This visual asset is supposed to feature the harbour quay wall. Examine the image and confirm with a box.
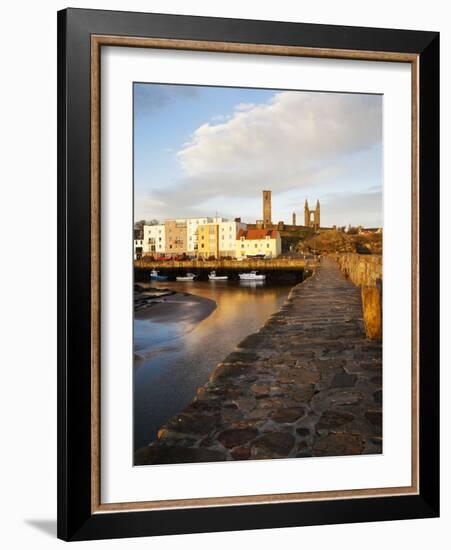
[135,258,314,271]
[335,254,382,341]
[134,258,317,282]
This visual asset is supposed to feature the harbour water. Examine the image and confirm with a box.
[134,280,294,451]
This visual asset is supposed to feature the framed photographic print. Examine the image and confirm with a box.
[57,8,439,541]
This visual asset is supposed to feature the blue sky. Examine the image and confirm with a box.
[134,83,382,227]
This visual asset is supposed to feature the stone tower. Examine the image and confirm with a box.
[292,211,296,226]
[304,199,321,230]
[263,190,272,226]
[314,199,321,229]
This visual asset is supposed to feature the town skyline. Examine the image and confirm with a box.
[134,83,383,227]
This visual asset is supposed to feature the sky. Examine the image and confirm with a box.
[134,83,382,227]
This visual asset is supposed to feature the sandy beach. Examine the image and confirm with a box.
[134,285,217,324]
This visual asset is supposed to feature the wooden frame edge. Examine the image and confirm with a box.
[91,35,101,513]
[90,34,420,515]
[91,34,418,62]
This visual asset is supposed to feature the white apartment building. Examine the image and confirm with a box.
[217,220,247,258]
[143,224,166,256]
[140,217,246,258]
[186,217,210,254]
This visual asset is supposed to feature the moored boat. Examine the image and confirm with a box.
[238,270,266,281]
[208,271,228,281]
[176,273,197,281]
[150,269,168,281]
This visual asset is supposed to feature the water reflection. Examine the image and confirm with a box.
[133,280,291,450]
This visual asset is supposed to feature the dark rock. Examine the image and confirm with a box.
[313,433,364,457]
[365,410,382,426]
[134,445,152,465]
[316,410,355,430]
[217,428,259,448]
[238,333,267,349]
[296,427,311,437]
[291,386,316,403]
[231,446,251,460]
[164,413,219,435]
[277,368,320,385]
[230,419,263,429]
[187,399,223,412]
[253,432,295,455]
[295,441,313,457]
[147,446,227,465]
[271,407,306,423]
[331,373,357,388]
[250,384,271,396]
[373,389,382,404]
[225,351,260,363]
[234,397,257,412]
[360,362,382,371]
[210,363,257,383]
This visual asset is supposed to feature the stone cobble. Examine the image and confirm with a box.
[138,257,382,465]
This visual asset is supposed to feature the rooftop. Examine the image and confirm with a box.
[236,228,278,240]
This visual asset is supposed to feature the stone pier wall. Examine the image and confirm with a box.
[135,258,382,466]
[335,254,382,340]
[335,253,382,288]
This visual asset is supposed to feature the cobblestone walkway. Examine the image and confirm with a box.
[137,257,382,465]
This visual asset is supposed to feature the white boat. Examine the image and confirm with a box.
[176,273,197,281]
[208,271,228,281]
[238,271,266,281]
[150,269,168,281]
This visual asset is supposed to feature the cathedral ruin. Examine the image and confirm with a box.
[304,199,321,230]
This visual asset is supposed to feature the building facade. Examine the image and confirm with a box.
[236,228,281,259]
[143,224,166,256]
[165,219,187,256]
[198,223,219,258]
[133,229,143,260]
[186,217,210,254]
[218,220,247,258]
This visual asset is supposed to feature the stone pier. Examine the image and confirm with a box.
[136,257,382,465]
[335,253,383,341]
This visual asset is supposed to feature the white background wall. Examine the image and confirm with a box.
[0,0,448,548]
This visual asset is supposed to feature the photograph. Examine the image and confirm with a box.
[132,83,383,466]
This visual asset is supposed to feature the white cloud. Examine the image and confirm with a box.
[177,91,381,187]
[139,91,382,223]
